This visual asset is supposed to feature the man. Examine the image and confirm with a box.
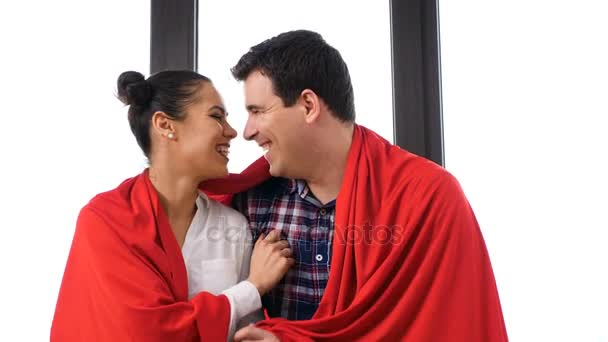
[225,30,507,341]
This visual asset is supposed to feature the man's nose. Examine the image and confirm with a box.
[243,116,258,141]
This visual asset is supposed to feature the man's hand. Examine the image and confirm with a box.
[234,324,280,342]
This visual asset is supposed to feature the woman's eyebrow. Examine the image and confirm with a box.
[208,105,226,115]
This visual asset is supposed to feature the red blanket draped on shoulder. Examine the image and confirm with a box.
[52,170,230,341]
[202,124,508,341]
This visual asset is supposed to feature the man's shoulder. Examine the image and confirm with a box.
[247,176,291,199]
[380,144,457,193]
[232,177,291,213]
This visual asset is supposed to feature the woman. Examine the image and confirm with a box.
[51,70,293,341]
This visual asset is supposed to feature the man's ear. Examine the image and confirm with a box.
[300,89,321,124]
[151,111,177,139]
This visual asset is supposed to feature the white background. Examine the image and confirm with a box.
[440,0,608,341]
[0,1,606,341]
[0,1,150,340]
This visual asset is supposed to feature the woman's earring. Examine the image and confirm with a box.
[167,133,175,139]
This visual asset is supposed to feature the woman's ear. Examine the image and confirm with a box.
[151,111,177,140]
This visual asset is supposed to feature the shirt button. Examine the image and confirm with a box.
[319,208,327,216]
[316,254,324,262]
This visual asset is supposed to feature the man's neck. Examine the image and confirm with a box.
[304,124,354,205]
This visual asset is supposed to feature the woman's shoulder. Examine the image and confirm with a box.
[202,193,248,225]
[78,172,151,234]
[86,174,142,211]
[75,172,158,244]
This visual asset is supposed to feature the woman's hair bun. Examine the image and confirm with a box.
[117,71,152,106]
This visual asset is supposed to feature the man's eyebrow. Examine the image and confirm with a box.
[246,104,263,112]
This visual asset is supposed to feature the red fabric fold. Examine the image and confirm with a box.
[200,156,271,206]
[51,170,230,341]
[202,125,508,341]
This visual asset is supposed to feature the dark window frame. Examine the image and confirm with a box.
[390,0,444,165]
[150,0,198,73]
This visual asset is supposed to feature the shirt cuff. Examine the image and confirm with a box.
[222,280,262,336]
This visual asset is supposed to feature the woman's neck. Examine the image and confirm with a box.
[148,164,201,247]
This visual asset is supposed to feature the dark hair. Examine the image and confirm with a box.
[117,70,210,158]
[231,30,355,122]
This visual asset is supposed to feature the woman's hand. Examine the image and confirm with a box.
[247,230,294,295]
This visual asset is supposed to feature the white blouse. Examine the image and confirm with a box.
[181,193,263,338]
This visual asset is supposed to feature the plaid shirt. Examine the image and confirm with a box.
[234,177,336,321]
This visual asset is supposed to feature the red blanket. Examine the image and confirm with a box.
[51,170,231,341]
[204,125,508,341]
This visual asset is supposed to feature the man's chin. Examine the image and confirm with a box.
[268,162,282,177]
[210,165,229,179]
